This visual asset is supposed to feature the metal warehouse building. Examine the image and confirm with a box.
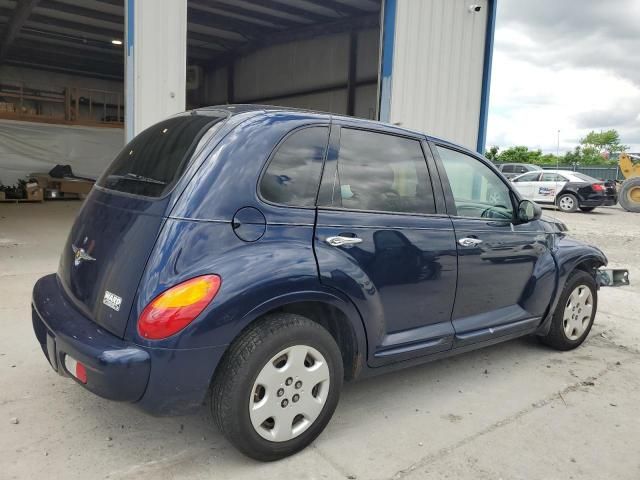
[0,0,495,185]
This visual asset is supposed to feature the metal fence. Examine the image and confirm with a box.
[540,165,622,181]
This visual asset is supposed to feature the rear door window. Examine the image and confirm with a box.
[501,165,514,173]
[541,173,568,182]
[319,128,436,214]
[98,114,226,197]
[513,172,541,182]
[259,126,329,207]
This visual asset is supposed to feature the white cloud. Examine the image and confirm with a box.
[487,1,640,153]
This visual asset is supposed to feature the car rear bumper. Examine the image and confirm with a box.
[32,274,226,415]
[580,195,618,207]
[32,274,151,402]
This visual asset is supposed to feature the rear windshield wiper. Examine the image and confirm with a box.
[108,173,167,185]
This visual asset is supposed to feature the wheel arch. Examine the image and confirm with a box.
[537,243,607,336]
[556,188,579,201]
[213,290,368,385]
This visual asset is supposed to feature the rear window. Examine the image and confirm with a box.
[98,114,226,197]
[572,172,600,183]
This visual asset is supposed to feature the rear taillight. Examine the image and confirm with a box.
[138,275,221,340]
[592,184,605,192]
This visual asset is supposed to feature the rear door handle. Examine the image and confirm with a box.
[326,236,363,247]
[458,237,483,247]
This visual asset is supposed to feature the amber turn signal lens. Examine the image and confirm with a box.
[138,274,221,340]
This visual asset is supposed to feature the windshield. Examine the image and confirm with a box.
[98,114,226,197]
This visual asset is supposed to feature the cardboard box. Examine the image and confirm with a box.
[29,174,94,196]
[25,183,44,202]
[59,179,93,195]
[33,175,52,189]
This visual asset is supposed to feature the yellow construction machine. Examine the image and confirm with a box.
[619,153,640,212]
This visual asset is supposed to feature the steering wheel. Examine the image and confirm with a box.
[480,205,509,219]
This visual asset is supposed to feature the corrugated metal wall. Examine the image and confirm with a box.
[204,28,380,119]
[389,0,488,149]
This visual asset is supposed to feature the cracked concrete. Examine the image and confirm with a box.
[1,203,638,479]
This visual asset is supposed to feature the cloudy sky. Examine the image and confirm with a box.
[486,0,640,153]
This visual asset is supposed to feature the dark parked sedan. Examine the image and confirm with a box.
[33,106,609,460]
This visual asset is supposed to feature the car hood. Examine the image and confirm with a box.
[540,215,569,234]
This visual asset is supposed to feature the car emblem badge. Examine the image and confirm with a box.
[72,244,96,266]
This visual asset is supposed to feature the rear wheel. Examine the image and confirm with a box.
[579,206,596,212]
[557,193,579,213]
[211,313,343,461]
[619,177,640,213]
[540,270,597,350]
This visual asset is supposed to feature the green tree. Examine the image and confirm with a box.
[580,129,628,156]
[538,153,560,165]
[564,145,612,165]
[494,146,561,165]
[484,145,499,161]
[496,146,537,164]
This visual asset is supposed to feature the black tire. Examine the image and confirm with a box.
[579,206,596,212]
[557,193,579,213]
[539,270,598,351]
[619,177,640,213]
[211,313,343,461]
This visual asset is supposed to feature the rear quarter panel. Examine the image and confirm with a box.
[128,218,329,349]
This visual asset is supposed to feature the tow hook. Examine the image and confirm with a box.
[596,269,630,287]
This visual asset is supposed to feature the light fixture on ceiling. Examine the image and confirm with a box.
[111,39,123,45]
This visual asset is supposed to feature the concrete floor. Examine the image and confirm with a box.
[1,202,639,480]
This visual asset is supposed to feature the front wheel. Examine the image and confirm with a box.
[539,270,597,350]
[211,313,343,461]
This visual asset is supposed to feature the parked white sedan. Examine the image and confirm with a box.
[510,169,618,213]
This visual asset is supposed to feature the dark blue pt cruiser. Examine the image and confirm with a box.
[32,105,608,460]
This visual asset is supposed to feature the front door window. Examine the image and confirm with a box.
[436,146,513,220]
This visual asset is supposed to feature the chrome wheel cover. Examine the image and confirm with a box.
[249,345,330,442]
[563,285,594,340]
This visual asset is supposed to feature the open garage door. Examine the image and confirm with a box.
[187,1,382,119]
[0,0,494,189]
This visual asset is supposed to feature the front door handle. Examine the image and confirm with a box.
[326,236,363,247]
[458,237,483,247]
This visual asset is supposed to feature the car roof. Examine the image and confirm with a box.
[193,104,483,159]
[540,169,574,175]
[512,169,585,181]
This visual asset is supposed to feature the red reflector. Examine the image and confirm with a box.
[64,354,87,384]
[75,362,87,384]
[138,274,221,340]
[592,184,604,192]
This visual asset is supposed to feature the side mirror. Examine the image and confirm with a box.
[517,199,542,223]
